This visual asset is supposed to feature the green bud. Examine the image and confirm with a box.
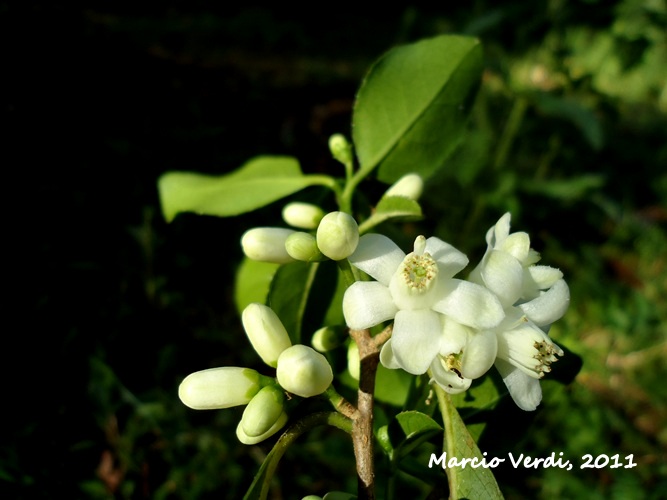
[328,134,353,166]
[311,325,347,352]
[276,345,333,398]
[383,173,424,200]
[240,385,286,438]
[241,227,296,264]
[285,232,326,262]
[316,212,359,261]
[236,410,289,445]
[323,493,357,500]
[178,367,261,410]
[242,303,292,368]
[282,202,325,229]
[347,341,360,381]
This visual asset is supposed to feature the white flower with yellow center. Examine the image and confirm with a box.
[343,234,504,376]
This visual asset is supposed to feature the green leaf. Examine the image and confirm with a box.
[267,261,319,345]
[520,174,605,202]
[390,411,443,460]
[158,156,332,222]
[449,375,502,441]
[234,258,280,315]
[359,196,423,233]
[352,35,484,183]
[437,388,504,499]
[374,363,413,406]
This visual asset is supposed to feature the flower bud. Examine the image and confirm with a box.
[282,202,325,229]
[241,227,296,264]
[236,410,289,445]
[311,325,347,352]
[323,493,357,500]
[242,303,292,368]
[316,212,359,261]
[240,385,285,438]
[285,232,326,262]
[276,345,333,397]
[383,173,424,200]
[328,134,353,166]
[178,367,261,410]
[347,341,360,381]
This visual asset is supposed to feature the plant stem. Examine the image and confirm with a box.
[350,328,379,500]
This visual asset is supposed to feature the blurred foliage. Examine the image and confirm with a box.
[9,1,666,499]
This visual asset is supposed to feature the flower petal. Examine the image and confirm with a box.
[349,234,405,286]
[432,279,505,329]
[461,329,498,379]
[495,358,542,411]
[524,265,563,294]
[518,279,569,327]
[379,340,401,369]
[500,231,530,262]
[391,309,442,375]
[480,249,524,307]
[425,237,468,277]
[490,212,512,247]
[343,281,398,329]
[430,358,472,394]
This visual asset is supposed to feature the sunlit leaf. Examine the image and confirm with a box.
[158,156,331,222]
[359,196,423,233]
[352,34,484,183]
[438,389,503,499]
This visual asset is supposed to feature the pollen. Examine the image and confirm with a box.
[400,253,438,292]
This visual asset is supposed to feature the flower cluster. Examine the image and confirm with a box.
[342,213,568,410]
[179,303,333,444]
[241,207,359,263]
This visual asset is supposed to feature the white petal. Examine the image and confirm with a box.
[500,231,530,262]
[425,237,469,277]
[432,279,505,329]
[491,213,512,247]
[391,309,442,375]
[348,234,405,286]
[518,279,569,327]
[525,265,563,290]
[379,340,401,369]
[461,329,498,379]
[480,249,524,307]
[343,281,398,329]
[430,358,472,394]
[439,316,469,355]
[495,358,542,411]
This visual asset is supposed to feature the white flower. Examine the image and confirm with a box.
[343,234,504,376]
[470,213,570,410]
[469,212,569,318]
[492,309,564,411]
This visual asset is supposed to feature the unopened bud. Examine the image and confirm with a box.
[240,385,286,438]
[347,341,360,381]
[383,173,424,200]
[276,345,333,397]
[178,367,261,410]
[242,303,292,368]
[285,232,326,262]
[311,325,347,352]
[236,410,289,445]
[241,227,296,264]
[282,202,325,230]
[316,212,359,261]
[328,134,353,166]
